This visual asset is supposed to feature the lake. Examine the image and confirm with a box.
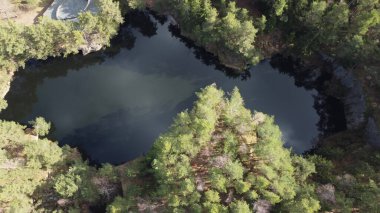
[1,12,330,164]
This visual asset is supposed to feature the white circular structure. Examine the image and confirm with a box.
[56,0,89,20]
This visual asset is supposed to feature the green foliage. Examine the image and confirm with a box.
[0,168,43,210]
[0,120,106,211]
[247,190,258,200]
[222,131,238,157]
[0,0,123,76]
[203,201,228,213]
[0,99,7,112]
[54,162,99,201]
[204,190,220,203]
[0,149,33,208]
[0,21,26,70]
[0,0,378,211]
[255,15,267,32]
[146,85,318,211]
[78,0,123,47]
[234,180,251,194]
[349,179,380,212]
[126,0,145,10]
[24,139,62,169]
[334,192,354,212]
[99,163,119,182]
[273,0,287,16]
[154,0,261,66]
[292,155,316,183]
[225,160,244,181]
[308,155,334,184]
[54,171,81,198]
[107,196,131,213]
[0,120,25,148]
[229,200,251,213]
[253,116,298,203]
[209,170,228,193]
[29,117,51,137]
[13,0,43,10]
[168,194,181,207]
[218,5,258,59]
[282,0,379,63]
[279,184,321,213]
[222,87,250,127]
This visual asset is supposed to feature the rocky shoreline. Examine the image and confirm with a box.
[294,52,379,147]
[2,9,377,149]
[320,53,366,130]
[320,53,380,147]
[0,42,103,100]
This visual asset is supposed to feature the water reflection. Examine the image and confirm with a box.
[1,12,333,164]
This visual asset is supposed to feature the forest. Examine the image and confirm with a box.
[105,85,380,212]
[0,0,123,103]
[1,85,380,212]
[0,0,379,212]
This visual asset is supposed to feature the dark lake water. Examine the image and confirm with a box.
[1,12,326,164]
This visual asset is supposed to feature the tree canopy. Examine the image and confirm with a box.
[154,0,261,67]
[0,0,124,119]
[0,119,121,212]
[111,84,320,212]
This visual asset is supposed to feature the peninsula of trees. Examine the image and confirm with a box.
[108,85,320,212]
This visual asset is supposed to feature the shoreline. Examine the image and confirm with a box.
[1,8,377,165]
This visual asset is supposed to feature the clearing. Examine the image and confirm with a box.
[0,0,52,25]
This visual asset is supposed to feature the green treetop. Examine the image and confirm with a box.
[143,84,320,212]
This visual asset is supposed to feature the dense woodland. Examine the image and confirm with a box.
[1,84,380,212]
[0,0,380,212]
[0,117,121,212]
[106,86,380,212]
[145,0,379,67]
[0,0,123,103]
[130,85,320,212]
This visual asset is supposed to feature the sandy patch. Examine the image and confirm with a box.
[0,0,52,25]
[0,0,17,19]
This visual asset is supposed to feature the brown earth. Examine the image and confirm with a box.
[0,0,52,25]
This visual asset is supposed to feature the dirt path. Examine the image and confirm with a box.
[0,0,17,19]
[0,0,52,25]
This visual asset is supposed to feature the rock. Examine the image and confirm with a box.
[225,190,234,204]
[316,184,336,204]
[342,80,366,129]
[25,128,38,141]
[211,155,230,168]
[79,43,103,55]
[57,198,71,207]
[0,72,13,99]
[195,176,205,192]
[136,197,164,212]
[320,52,366,129]
[253,200,272,213]
[238,143,249,155]
[91,177,119,201]
[366,117,380,148]
[336,173,356,186]
[242,134,256,144]
[0,157,25,169]
[308,67,322,82]
[167,15,178,26]
[252,112,266,125]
